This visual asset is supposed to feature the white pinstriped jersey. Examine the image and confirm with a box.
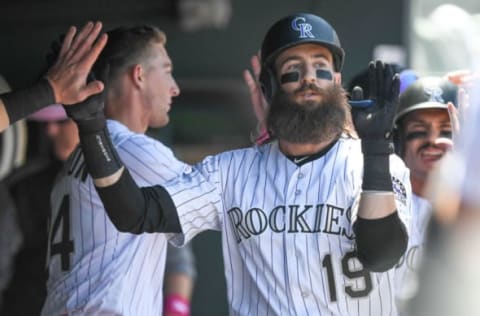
[395,194,431,307]
[167,136,412,316]
[42,120,190,316]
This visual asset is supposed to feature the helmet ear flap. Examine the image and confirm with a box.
[259,66,277,104]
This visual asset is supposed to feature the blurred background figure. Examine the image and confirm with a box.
[392,76,457,313]
[0,74,24,313]
[164,243,196,316]
[411,3,480,75]
[408,75,480,315]
[178,0,232,31]
[0,75,27,178]
[0,179,20,312]
[2,105,75,315]
[31,105,79,161]
[406,3,480,312]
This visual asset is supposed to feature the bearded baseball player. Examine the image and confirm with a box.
[41,25,195,316]
[68,13,412,315]
[392,76,457,309]
[0,22,106,133]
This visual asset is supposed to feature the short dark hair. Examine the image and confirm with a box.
[93,25,166,83]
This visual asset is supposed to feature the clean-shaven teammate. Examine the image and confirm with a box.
[0,22,106,133]
[42,25,191,315]
[69,13,412,315]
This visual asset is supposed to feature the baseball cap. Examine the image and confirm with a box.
[29,104,68,122]
[395,76,457,124]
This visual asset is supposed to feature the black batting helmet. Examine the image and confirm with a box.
[395,76,458,125]
[259,13,345,102]
[393,76,458,156]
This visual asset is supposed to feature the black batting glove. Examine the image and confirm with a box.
[65,64,109,135]
[350,61,400,191]
[350,61,400,155]
[66,92,106,133]
[65,65,123,179]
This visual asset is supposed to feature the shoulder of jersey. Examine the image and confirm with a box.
[220,142,272,157]
[107,120,170,151]
[338,136,362,159]
[389,153,409,172]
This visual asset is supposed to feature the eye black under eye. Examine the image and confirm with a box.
[316,69,332,80]
[280,72,299,84]
[405,131,428,141]
[440,131,452,139]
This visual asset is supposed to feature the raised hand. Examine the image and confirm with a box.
[350,61,400,152]
[65,64,109,123]
[447,70,480,87]
[46,21,107,105]
[447,87,470,145]
[243,54,270,144]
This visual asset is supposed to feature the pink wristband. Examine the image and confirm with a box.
[255,128,271,145]
[164,294,190,316]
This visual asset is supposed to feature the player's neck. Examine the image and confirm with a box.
[105,91,149,134]
[411,175,427,198]
[278,136,336,157]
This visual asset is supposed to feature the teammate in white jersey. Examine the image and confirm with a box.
[41,25,195,316]
[70,13,413,315]
[391,76,457,310]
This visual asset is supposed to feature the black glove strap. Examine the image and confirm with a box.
[363,154,392,191]
[361,139,393,191]
[1,78,55,124]
[65,100,104,122]
[76,113,107,133]
[77,116,124,179]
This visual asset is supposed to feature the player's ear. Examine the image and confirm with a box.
[130,64,144,89]
[334,72,342,85]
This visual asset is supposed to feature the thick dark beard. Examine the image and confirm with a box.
[266,83,349,144]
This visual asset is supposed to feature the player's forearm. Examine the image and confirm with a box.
[95,169,181,233]
[163,273,193,316]
[164,273,194,299]
[354,153,408,272]
[76,115,181,233]
[166,244,197,279]
[0,78,56,132]
[357,192,396,218]
[358,149,396,218]
[94,168,124,188]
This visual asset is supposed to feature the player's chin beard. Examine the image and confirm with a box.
[266,84,349,144]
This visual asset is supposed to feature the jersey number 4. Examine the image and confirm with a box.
[322,251,372,302]
[50,195,74,271]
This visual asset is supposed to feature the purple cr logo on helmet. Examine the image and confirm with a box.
[395,76,458,125]
[259,13,345,102]
[291,17,315,39]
